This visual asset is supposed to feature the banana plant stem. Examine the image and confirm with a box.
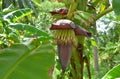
[95,8,113,21]
[67,2,77,19]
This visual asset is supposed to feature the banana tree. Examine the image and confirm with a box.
[49,0,118,79]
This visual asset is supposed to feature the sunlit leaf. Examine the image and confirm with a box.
[91,40,97,46]
[102,64,120,79]
[3,8,33,22]
[100,5,106,13]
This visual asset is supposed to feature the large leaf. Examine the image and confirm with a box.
[112,0,120,15]
[9,23,49,36]
[3,8,33,22]
[102,64,120,79]
[0,44,55,79]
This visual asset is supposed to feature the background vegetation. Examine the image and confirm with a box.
[0,0,120,79]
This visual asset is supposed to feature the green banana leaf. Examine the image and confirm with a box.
[3,8,33,22]
[102,64,120,79]
[9,23,49,36]
[112,0,120,15]
[0,44,55,79]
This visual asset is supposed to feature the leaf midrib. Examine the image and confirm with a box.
[2,45,41,79]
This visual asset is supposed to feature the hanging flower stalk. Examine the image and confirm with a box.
[50,19,91,73]
[49,0,95,78]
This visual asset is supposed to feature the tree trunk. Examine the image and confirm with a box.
[93,46,99,73]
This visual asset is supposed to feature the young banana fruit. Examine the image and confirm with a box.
[50,19,91,72]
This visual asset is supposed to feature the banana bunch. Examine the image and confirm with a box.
[53,30,78,47]
[74,11,95,27]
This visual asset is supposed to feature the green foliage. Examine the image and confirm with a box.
[0,1,56,79]
[0,43,55,79]
[3,8,33,22]
[9,23,49,36]
[2,0,37,16]
[34,1,65,12]
[102,64,120,79]
[0,0,120,79]
[112,0,120,15]
[95,12,120,78]
[33,1,65,32]
[35,12,53,32]
[91,39,97,46]
[0,9,34,47]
